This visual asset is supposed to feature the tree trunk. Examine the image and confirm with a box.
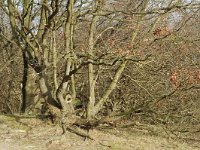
[21,51,28,113]
[92,61,127,118]
[52,30,58,95]
[86,2,101,119]
[39,74,60,109]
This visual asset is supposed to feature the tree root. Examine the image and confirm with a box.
[66,125,111,148]
[66,125,94,140]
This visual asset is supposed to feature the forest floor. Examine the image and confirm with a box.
[0,114,200,150]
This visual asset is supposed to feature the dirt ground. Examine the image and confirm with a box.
[0,115,200,150]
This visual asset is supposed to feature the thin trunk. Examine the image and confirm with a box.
[37,0,46,39]
[70,22,76,100]
[92,61,127,117]
[63,0,74,90]
[71,62,76,100]
[21,51,28,113]
[21,0,32,113]
[52,30,58,93]
[87,62,96,119]
[86,1,101,119]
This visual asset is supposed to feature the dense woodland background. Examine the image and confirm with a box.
[0,0,199,134]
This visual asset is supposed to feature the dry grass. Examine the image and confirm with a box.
[0,115,199,150]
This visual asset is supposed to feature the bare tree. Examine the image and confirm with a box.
[0,0,199,136]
